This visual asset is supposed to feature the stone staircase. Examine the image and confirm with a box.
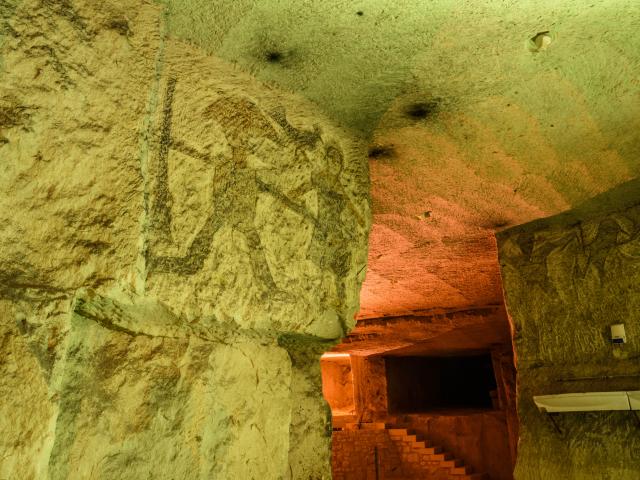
[342,422,488,480]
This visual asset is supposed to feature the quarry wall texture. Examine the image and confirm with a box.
[0,1,369,479]
[498,180,640,480]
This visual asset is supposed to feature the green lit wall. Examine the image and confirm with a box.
[498,179,640,479]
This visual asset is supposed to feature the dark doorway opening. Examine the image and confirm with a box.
[386,353,497,413]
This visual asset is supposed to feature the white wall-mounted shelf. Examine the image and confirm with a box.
[627,391,640,410]
[533,391,638,413]
[533,391,640,433]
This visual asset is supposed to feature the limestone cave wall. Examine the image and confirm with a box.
[0,1,369,479]
[498,179,640,479]
[320,356,355,415]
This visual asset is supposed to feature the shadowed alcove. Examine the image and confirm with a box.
[386,354,498,413]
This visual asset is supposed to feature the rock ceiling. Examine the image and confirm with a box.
[164,0,640,319]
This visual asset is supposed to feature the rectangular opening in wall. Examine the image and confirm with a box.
[320,354,356,416]
[385,354,497,413]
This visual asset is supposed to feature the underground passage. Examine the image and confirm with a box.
[322,308,518,480]
[385,354,498,413]
[2,1,640,479]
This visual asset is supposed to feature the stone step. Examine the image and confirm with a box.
[385,424,482,480]
[462,474,488,480]
[419,446,443,455]
[442,458,464,468]
[451,465,474,475]
[412,441,431,449]
[431,452,453,462]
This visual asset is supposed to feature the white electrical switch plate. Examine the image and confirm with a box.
[611,324,626,344]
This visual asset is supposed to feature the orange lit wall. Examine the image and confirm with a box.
[321,355,355,415]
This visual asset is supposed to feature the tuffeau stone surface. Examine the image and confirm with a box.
[0,1,369,478]
[498,179,640,480]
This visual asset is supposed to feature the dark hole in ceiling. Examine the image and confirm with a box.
[406,101,438,120]
[265,51,283,63]
[368,145,395,159]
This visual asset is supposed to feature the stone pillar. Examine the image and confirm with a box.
[351,356,388,422]
[0,1,369,478]
[498,180,640,480]
[321,355,356,415]
[490,345,518,470]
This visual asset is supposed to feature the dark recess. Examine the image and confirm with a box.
[406,101,437,120]
[386,354,497,413]
[368,145,394,159]
[265,51,283,63]
[107,18,131,36]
